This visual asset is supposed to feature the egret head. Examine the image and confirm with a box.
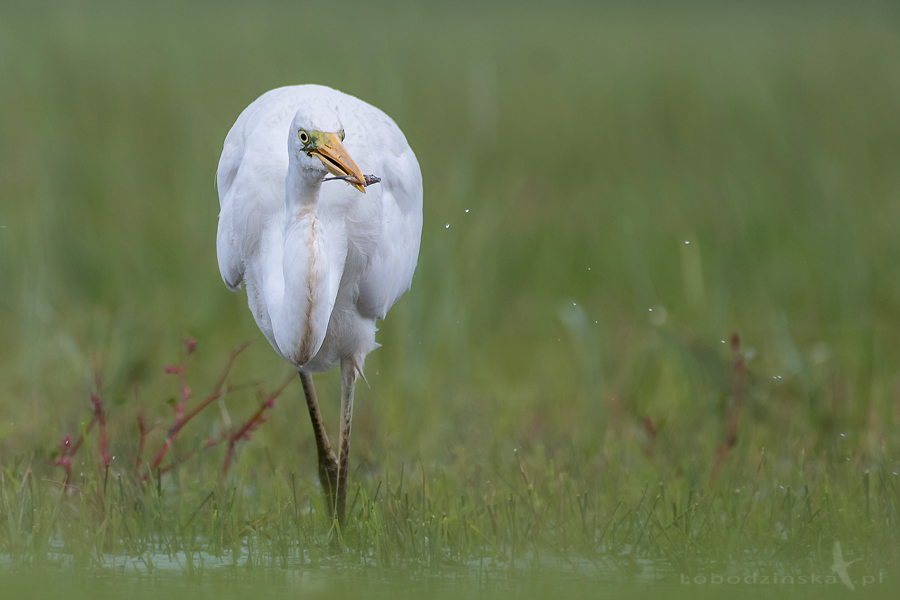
[289,109,366,193]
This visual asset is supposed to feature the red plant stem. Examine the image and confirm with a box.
[52,338,279,487]
[221,373,294,475]
[51,417,97,488]
[221,447,235,477]
[149,340,252,472]
[91,393,111,466]
[174,367,188,422]
[180,341,253,425]
[710,333,747,485]
[134,413,148,478]
[91,369,110,467]
[172,338,197,421]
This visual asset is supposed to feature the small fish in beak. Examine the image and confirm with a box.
[324,173,382,187]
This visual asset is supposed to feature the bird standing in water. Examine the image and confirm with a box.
[215,85,423,526]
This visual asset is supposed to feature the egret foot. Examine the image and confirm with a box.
[318,448,339,518]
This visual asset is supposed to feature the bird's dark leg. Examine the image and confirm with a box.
[299,372,339,519]
[335,360,358,529]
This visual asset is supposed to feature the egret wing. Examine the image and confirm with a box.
[215,89,297,290]
[357,145,423,320]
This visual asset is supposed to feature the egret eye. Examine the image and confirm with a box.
[298,130,310,145]
[339,129,345,142]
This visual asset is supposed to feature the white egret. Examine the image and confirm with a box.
[215,85,423,526]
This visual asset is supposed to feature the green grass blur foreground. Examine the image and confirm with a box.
[1,0,900,592]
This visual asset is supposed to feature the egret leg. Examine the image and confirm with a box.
[335,359,357,529]
[299,372,339,518]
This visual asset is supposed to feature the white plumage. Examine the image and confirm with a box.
[215,84,422,523]
[216,84,422,372]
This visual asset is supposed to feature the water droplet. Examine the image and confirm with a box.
[444,223,450,229]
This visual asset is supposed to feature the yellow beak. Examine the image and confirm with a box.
[312,132,366,194]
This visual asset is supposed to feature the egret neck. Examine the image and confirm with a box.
[272,156,348,368]
[285,152,326,209]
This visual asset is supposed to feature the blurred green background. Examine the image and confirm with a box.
[1,0,899,541]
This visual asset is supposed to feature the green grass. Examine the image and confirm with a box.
[1,0,899,594]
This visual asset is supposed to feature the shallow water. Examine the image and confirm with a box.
[3,568,897,600]
[3,550,897,600]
